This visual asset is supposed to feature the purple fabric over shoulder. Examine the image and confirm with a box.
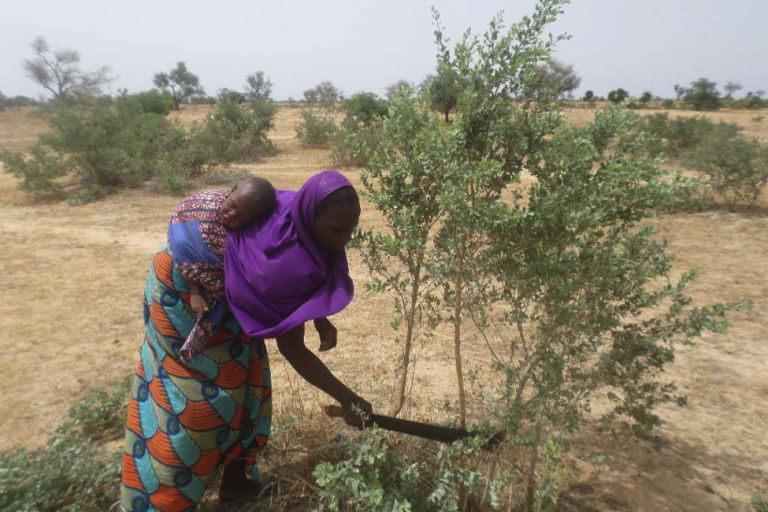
[224,170,355,339]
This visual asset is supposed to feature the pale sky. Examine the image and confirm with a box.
[2,0,766,101]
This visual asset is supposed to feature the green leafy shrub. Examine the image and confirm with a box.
[731,95,768,110]
[190,93,277,163]
[342,92,388,127]
[628,112,768,208]
[751,494,768,512]
[0,145,69,197]
[67,377,132,441]
[1,95,200,200]
[485,106,738,445]
[632,113,741,158]
[295,108,337,147]
[314,427,502,511]
[330,92,388,167]
[331,122,380,168]
[117,90,173,115]
[686,131,768,208]
[661,99,675,109]
[0,379,129,512]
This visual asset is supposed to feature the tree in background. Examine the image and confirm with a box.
[424,70,459,122]
[331,92,390,166]
[673,84,686,100]
[526,59,581,100]
[582,90,595,102]
[724,81,742,100]
[191,90,277,163]
[639,91,653,106]
[245,71,272,101]
[2,95,40,108]
[23,37,112,104]
[734,90,768,109]
[608,88,629,104]
[303,81,342,106]
[296,82,342,147]
[683,78,721,111]
[342,92,388,127]
[153,62,204,110]
[216,89,246,104]
[385,79,415,100]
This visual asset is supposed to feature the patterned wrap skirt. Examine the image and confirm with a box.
[120,248,272,512]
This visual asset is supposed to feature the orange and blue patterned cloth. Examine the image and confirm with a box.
[120,248,271,512]
[167,189,230,360]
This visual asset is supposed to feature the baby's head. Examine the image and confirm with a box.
[219,177,276,229]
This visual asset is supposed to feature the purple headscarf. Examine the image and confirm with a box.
[224,170,355,339]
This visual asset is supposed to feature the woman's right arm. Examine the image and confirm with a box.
[275,323,372,427]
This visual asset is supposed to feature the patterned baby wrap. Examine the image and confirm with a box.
[167,189,229,360]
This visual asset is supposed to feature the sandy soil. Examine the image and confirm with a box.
[0,105,766,511]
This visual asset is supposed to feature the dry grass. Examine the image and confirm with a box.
[0,104,766,511]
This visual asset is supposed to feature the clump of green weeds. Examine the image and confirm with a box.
[750,494,768,512]
[313,427,505,512]
[0,378,129,512]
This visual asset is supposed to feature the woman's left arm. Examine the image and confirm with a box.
[276,323,371,427]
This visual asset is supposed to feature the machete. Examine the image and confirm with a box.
[324,405,504,452]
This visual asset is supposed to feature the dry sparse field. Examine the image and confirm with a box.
[0,105,766,511]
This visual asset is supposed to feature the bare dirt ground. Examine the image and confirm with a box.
[0,105,766,511]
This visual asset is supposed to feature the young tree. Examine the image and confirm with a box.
[430,3,569,429]
[683,78,721,111]
[23,37,111,103]
[358,2,566,424]
[483,105,736,510]
[245,71,272,101]
[344,3,738,510]
[357,95,453,414]
[153,62,204,110]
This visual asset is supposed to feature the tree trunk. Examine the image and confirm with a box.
[391,257,423,416]
[524,422,544,512]
[454,237,467,429]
